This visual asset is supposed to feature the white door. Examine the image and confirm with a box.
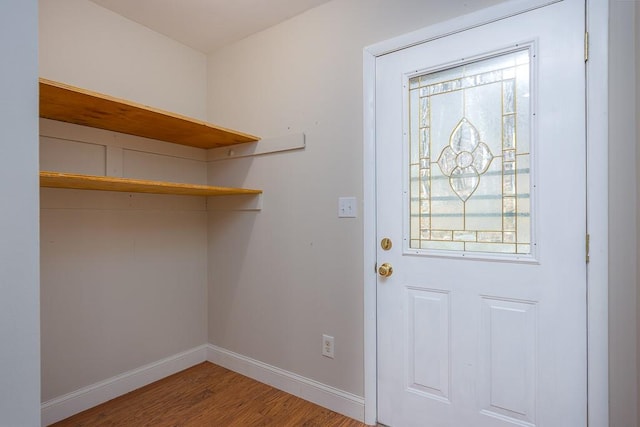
[375,1,586,426]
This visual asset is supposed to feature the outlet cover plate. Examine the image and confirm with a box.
[322,334,334,358]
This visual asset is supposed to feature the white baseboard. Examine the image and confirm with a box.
[41,343,366,425]
[40,345,208,426]
[206,344,365,422]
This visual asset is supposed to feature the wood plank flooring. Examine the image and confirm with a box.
[51,362,368,426]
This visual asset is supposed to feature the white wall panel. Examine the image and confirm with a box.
[123,149,207,184]
[608,1,639,425]
[0,0,40,424]
[636,1,640,422]
[40,137,106,175]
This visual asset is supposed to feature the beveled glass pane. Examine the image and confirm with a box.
[437,146,457,176]
[420,128,430,159]
[454,230,477,241]
[431,230,454,241]
[477,231,503,243]
[516,155,531,244]
[503,80,515,114]
[476,70,502,85]
[503,197,516,215]
[411,220,420,240]
[420,97,430,127]
[420,214,430,230]
[516,64,530,154]
[420,199,430,215]
[410,90,420,165]
[504,149,516,162]
[465,242,517,253]
[410,164,420,240]
[420,168,430,199]
[421,241,465,251]
[503,172,516,196]
[504,215,516,232]
[420,67,464,88]
[462,76,476,88]
[450,166,479,201]
[408,49,532,255]
[503,197,517,232]
[473,143,494,174]
[503,115,516,149]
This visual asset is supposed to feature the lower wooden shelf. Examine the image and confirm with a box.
[40,171,262,197]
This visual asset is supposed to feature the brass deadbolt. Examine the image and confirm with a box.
[381,238,392,251]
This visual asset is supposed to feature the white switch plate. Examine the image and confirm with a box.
[338,197,357,218]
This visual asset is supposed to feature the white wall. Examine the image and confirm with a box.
[0,0,41,425]
[39,0,210,404]
[636,1,640,424]
[609,1,638,426]
[39,123,210,402]
[39,0,207,120]
[206,0,505,396]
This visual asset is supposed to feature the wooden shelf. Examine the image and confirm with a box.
[39,78,260,149]
[40,171,262,197]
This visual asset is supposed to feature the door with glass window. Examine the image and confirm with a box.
[375,1,587,425]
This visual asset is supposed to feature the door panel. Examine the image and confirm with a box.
[478,297,537,424]
[375,1,586,426]
[406,288,450,401]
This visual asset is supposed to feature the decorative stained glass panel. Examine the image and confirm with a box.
[408,49,531,254]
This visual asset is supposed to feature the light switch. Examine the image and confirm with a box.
[338,197,357,218]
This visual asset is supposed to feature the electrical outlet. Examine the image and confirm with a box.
[322,334,334,359]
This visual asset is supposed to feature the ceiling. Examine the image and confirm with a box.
[89,0,333,53]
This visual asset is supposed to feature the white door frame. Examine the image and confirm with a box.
[362,0,609,425]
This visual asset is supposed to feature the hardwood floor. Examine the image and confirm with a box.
[51,362,368,426]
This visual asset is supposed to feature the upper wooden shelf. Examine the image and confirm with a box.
[40,171,262,197]
[39,78,260,149]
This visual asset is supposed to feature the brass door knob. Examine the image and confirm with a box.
[378,263,393,277]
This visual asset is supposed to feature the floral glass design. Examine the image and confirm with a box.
[408,49,531,255]
[437,118,494,201]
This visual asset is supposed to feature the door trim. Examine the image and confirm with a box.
[362,0,608,424]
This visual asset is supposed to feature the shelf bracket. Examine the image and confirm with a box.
[207,133,305,161]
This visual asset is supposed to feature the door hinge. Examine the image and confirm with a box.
[584,31,589,62]
[585,233,590,263]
